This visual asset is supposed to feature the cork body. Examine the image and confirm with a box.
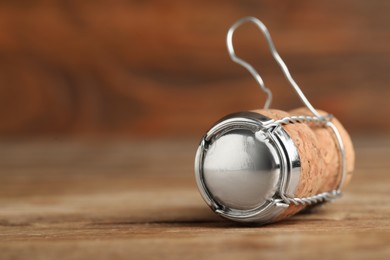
[254,108,355,218]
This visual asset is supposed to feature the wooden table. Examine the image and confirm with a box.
[0,138,389,259]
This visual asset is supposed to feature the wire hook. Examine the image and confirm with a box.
[226,16,321,117]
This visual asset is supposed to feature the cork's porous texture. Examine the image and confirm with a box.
[253,108,355,219]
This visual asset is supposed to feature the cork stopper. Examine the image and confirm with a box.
[195,107,355,223]
[254,107,355,218]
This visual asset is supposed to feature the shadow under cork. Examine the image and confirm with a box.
[89,204,319,229]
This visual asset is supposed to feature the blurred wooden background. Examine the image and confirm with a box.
[0,0,389,138]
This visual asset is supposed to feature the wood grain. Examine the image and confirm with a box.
[0,138,389,259]
[0,1,389,137]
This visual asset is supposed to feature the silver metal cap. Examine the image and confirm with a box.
[195,112,301,223]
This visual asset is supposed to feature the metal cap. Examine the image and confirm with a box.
[195,112,301,223]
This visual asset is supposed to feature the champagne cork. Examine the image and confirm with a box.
[195,107,355,224]
[254,108,355,219]
[196,15,356,224]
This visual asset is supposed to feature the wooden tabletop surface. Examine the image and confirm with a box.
[0,138,389,259]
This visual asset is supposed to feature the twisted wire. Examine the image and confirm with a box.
[275,115,332,126]
[282,191,341,206]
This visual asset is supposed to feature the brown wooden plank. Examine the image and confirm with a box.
[0,138,389,259]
